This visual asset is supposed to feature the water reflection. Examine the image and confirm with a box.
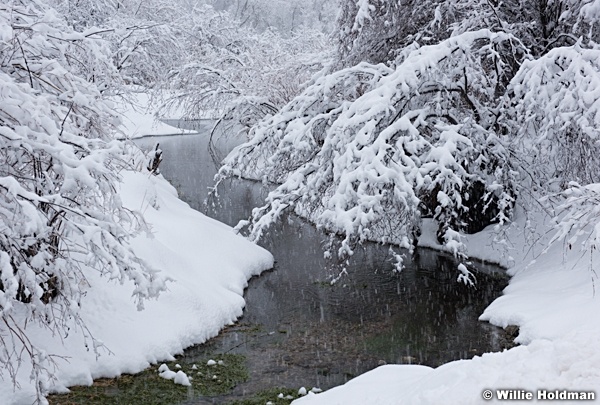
[135,129,508,403]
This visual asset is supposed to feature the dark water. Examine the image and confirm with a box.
[135,126,508,403]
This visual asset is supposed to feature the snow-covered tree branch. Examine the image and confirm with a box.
[215,0,600,283]
[1,0,167,399]
[158,3,329,134]
[217,30,521,276]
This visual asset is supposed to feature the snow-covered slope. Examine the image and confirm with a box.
[0,156,273,405]
[0,87,274,403]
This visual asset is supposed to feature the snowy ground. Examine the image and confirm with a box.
[0,97,274,404]
[294,208,600,404]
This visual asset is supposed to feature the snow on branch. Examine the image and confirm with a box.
[158,5,328,128]
[217,30,520,272]
[1,1,167,399]
[580,0,600,20]
[548,182,600,288]
[508,45,600,188]
[550,183,600,252]
[352,0,376,32]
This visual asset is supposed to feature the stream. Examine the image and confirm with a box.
[135,122,509,403]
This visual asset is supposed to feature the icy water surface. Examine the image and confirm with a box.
[135,126,508,403]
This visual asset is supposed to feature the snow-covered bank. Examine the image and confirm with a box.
[113,92,193,138]
[294,211,600,404]
[0,169,273,404]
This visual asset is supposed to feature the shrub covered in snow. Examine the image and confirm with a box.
[216,0,600,278]
[0,0,167,399]
[217,30,520,265]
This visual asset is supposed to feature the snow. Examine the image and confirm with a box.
[0,141,273,403]
[174,371,192,386]
[293,208,600,404]
[113,92,193,139]
[218,30,517,265]
[157,364,192,386]
[158,367,177,381]
[352,0,376,32]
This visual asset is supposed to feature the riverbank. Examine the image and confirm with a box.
[130,132,512,404]
[113,92,194,139]
[0,112,273,404]
[294,207,600,404]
